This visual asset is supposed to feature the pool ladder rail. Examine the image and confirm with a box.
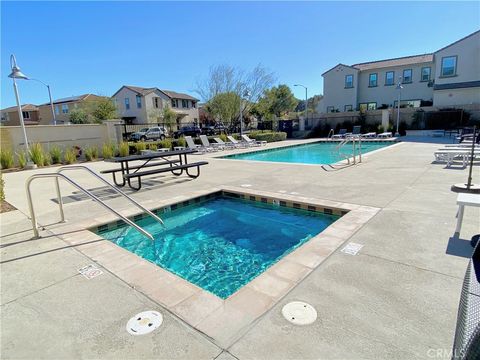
[335,136,362,165]
[25,165,165,240]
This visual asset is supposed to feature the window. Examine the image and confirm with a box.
[326,106,334,113]
[367,102,377,111]
[62,104,69,114]
[192,102,196,108]
[136,95,142,109]
[385,71,395,86]
[368,73,377,87]
[125,97,130,110]
[421,67,431,82]
[22,111,30,119]
[441,56,457,77]
[171,99,178,108]
[344,105,353,112]
[153,97,159,109]
[394,99,421,108]
[55,106,60,115]
[345,75,353,88]
[182,99,188,108]
[403,69,412,83]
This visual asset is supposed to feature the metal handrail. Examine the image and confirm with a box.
[26,173,154,240]
[327,129,334,140]
[56,165,165,228]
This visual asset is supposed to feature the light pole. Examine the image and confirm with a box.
[8,54,36,169]
[239,89,250,135]
[29,78,56,125]
[294,84,308,120]
[395,77,404,137]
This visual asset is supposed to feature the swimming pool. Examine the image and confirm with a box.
[96,193,339,298]
[222,141,394,165]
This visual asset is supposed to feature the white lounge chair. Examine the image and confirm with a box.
[227,136,248,148]
[332,128,348,139]
[434,148,480,167]
[214,137,235,149]
[199,135,220,151]
[241,134,266,147]
[185,136,204,153]
[378,132,393,138]
[361,132,377,138]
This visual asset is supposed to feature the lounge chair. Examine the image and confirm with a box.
[361,132,377,138]
[241,134,266,147]
[214,137,235,149]
[332,129,348,139]
[227,135,248,148]
[200,135,221,151]
[185,136,204,153]
[434,148,480,167]
[378,132,393,139]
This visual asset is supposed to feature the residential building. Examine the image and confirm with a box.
[319,30,480,113]
[0,104,40,126]
[37,94,107,124]
[112,85,199,129]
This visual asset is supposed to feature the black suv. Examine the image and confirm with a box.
[173,125,201,138]
[202,124,227,136]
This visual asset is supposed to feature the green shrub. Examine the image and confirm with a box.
[29,143,45,166]
[63,148,77,164]
[160,138,172,150]
[49,145,62,164]
[176,137,186,148]
[134,142,147,154]
[377,124,385,133]
[85,146,98,161]
[102,143,114,159]
[17,151,27,169]
[0,173,4,201]
[248,131,287,142]
[219,134,228,142]
[44,153,52,166]
[0,149,14,169]
[119,142,130,157]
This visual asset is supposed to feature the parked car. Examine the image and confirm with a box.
[173,125,202,138]
[202,124,227,136]
[130,127,168,142]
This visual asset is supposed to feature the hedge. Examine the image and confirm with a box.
[248,131,287,142]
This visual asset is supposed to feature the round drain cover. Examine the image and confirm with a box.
[126,310,163,335]
[282,301,317,325]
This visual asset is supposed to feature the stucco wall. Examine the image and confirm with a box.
[321,65,358,112]
[434,88,480,107]
[113,87,149,123]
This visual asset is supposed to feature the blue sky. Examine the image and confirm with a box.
[1,1,479,108]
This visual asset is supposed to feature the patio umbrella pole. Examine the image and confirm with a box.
[466,126,476,190]
[451,125,480,194]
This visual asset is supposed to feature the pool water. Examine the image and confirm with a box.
[97,196,338,298]
[222,141,393,165]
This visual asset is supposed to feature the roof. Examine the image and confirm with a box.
[1,104,39,112]
[435,30,480,53]
[160,90,198,101]
[351,54,434,71]
[321,63,359,76]
[112,85,198,101]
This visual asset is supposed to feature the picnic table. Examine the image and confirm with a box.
[102,149,208,190]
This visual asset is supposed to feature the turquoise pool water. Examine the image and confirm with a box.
[97,195,338,298]
[222,141,394,165]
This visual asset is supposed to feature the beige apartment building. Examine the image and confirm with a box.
[319,30,480,113]
[0,104,40,126]
[112,85,199,129]
[37,94,107,125]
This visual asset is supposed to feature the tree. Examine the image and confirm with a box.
[255,85,298,119]
[91,98,118,122]
[206,92,241,128]
[69,108,90,124]
[162,106,177,132]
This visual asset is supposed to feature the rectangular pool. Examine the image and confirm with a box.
[222,141,394,165]
[95,192,339,298]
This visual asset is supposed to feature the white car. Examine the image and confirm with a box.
[130,127,168,142]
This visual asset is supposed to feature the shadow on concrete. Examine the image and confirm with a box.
[446,235,474,258]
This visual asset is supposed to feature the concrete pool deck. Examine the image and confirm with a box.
[1,138,479,359]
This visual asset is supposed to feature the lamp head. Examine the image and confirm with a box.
[8,55,29,80]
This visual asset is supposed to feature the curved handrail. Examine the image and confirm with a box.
[26,173,154,240]
[327,129,334,140]
[56,165,165,228]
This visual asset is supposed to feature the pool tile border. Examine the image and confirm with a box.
[50,186,379,348]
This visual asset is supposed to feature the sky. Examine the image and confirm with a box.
[1,1,479,108]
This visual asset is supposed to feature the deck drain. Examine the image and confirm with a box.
[282,301,317,325]
[126,311,163,335]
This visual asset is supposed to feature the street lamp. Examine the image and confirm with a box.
[294,84,308,120]
[395,77,404,137]
[28,78,56,125]
[8,54,36,169]
[239,89,250,136]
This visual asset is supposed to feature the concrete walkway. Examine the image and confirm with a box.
[1,139,479,359]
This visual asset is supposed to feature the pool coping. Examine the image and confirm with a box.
[211,138,400,168]
[49,186,380,348]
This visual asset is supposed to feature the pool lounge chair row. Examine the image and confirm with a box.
[434,144,480,167]
[186,135,266,153]
[331,126,392,139]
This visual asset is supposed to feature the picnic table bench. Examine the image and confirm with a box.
[102,149,208,190]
